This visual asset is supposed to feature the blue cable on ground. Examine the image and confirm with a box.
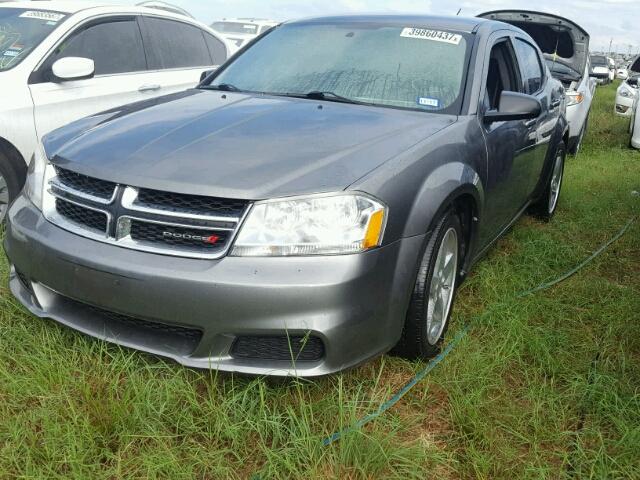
[252,216,636,478]
[320,216,637,447]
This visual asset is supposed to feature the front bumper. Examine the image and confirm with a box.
[615,94,635,117]
[5,194,422,376]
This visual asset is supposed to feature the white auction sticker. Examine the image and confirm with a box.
[417,97,440,108]
[400,28,462,45]
[19,11,65,22]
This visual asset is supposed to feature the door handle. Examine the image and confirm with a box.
[139,84,161,93]
[524,119,538,128]
[551,99,561,108]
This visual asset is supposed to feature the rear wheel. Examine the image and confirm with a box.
[393,210,462,359]
[531,142,566,221]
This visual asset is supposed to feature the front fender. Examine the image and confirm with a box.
[403,162,484,239]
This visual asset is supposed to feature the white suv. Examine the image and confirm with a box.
[210,18,278,52]
[0,1,230,219]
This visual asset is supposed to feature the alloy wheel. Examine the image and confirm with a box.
[548,152,564,214]
[426,227,458,345]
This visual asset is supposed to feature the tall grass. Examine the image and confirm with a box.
[0,82,638,479]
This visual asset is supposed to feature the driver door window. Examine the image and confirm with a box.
[485,40,520,110]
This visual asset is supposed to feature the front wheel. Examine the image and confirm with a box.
[530,142,566,221]
[392,210,462,360]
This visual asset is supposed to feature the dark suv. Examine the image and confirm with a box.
[6,15,568,376]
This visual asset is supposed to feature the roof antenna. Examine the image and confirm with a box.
[456,8,462,16]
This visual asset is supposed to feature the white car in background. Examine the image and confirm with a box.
[0,1,230,220]
[607,57,616,82]
[616,67,629,80]
[615,56,640,117]
[210,18,278,52]
[591,55,612,84]
[630,94,640,148]
[478,10,595,154]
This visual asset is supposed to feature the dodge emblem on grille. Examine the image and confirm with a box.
[163,232,220,244]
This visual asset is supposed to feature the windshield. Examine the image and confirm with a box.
[0,8,67,71]
[590,55,607,66]
[211,22,258,35]
[205,22,471,114]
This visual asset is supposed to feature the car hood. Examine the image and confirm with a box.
[44,89,454,200]
[478,10,589,77]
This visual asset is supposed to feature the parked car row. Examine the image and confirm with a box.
[4,6,617,377]
[478,10,594,154]
[209,18,278,52]
[0,1,231,220]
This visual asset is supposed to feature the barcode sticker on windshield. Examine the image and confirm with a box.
[19,11,65,22]
[400,28,462,45]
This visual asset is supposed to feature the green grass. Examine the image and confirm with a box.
[1,82,639,479]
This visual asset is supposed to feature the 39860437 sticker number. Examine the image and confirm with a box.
[400,28,462,45]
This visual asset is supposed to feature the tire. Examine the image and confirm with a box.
[392,210,463,360]
[0,151,23,222]
[530,142,566,221]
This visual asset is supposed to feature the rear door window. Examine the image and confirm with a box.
[142,17,212,69]
[514,39,543,94]
[46,17,146,76]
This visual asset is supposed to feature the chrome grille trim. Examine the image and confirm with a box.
[49,179,118,205]
[45,189,112,239]
[42,164,252,260]
[53,166,118,204]
[122,187,243,223]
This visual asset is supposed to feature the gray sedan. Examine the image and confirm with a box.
[6,15,568,376]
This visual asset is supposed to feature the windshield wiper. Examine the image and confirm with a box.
[201,83,242,92]
[272,90,372,106]
[302,91,363,104]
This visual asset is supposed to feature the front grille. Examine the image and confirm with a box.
[137,188,247,218]
[130,221,229,252]
[55,166,116,201]
[231,335,325,362]
[45,165,248,259]
[56,198,108,232]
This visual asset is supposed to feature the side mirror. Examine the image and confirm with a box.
[200,69,216,83]
[51,57,95,82]
[484,91,541,123]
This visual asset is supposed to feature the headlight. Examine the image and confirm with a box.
[231,193,387,256]
[23,142,49,211]
[619,88,634,98]
[566,92,584,107]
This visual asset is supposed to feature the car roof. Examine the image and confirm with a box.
[213,18,278,25]
[286,14,489,34]
[0,1,109,14]
[0,1,196,19]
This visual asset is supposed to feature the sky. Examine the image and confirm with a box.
[120,0,639,54]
